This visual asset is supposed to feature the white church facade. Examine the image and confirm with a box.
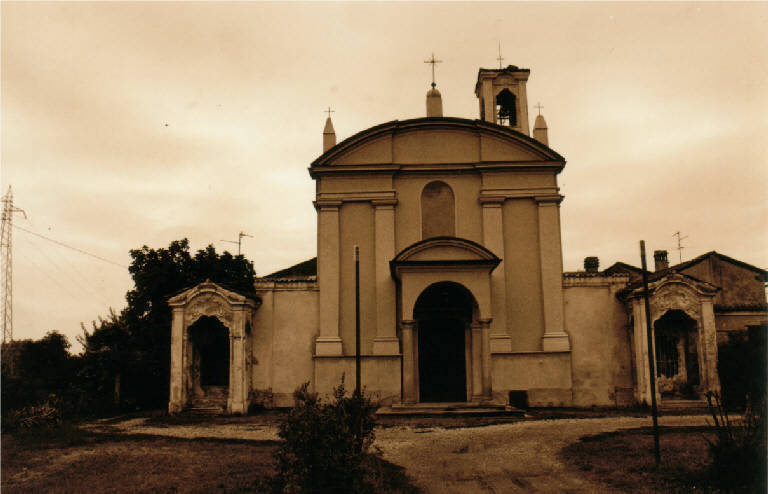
[166,65,767,414]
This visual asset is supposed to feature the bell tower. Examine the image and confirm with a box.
[475,65,531,136]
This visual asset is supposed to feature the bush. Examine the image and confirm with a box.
[3,395,63,432]
[267,380,377,494]
[705,392,767,492]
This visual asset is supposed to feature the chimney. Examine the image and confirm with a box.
[584,256,599,273]
[654,250,669,271]
[323,116,336,152]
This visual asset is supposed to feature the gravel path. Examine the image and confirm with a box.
[85,414,710,493]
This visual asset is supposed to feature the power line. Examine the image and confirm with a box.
[13,224,128,269]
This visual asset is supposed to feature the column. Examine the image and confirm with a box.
[316,201,343,355]
[373,200,399,354]
[480,318,492,399]
[401,320,417,404]
[228,310,247,414]
[168,307,185,413]
[481,198,511,353]
[471,322,483,402]
[537,197,570,351]
[699,299,721,395]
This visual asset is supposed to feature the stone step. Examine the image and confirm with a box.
[377,403,523,417]
[660,399,709,410]
[186,406,225,416]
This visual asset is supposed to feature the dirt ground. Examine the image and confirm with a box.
[84,413,710,493]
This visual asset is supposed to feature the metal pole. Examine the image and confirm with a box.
[640,240,661,465]
[354,245,361,397]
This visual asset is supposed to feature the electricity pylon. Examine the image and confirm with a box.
[1,186,27,343]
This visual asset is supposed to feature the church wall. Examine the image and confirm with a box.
[393,174,483,251]
[480,170,556,190]
[563,276,634,406]
[491,353,572,406]
[393,130,480,164]
[317,174,394,194]
[338,202,377,355]
[252,284,319,407]
[502,199,544,351]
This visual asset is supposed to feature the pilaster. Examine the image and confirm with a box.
[699,299,721,395]
[373,200,399,355]
[480,318,492,399]
[481,198,511,353]
[316,200,343,355]
[227,310,247,414]
[536,196,570,351]
[471,322,483,401]
[168,307,185,413]
[401,320,417,404]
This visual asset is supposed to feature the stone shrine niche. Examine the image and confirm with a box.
[185,293,234,329]
[650,282,701,323]
[421,181,455,239]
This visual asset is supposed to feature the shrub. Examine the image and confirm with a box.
[3,395,63,432]
[267,379,377,494]
[705,392,767,492]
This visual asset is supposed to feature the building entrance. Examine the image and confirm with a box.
[414,282,475,403]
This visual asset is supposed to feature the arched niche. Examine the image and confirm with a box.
[421,181,455,239]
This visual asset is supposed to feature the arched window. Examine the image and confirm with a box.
[421,181,455,238]
[495,89,517,126]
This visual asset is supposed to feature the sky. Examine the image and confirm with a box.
[2,2,767,350]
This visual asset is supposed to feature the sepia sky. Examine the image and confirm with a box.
[2,2,767,350]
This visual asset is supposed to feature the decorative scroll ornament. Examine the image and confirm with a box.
[185,293,233,328]
[650,283,700,321]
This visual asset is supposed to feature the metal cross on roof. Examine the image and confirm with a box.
[535,102,544,115]
[497,42,504,69]
[325,107,334,118]
[424,53,443,88]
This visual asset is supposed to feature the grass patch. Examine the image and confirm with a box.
[560,425,756,493]
[1,425,417,493]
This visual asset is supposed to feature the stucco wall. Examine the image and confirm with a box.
[393,174,484,251]
[502,199,544,351]
[339,202,377,355]
[563,275,634,406]
[491,352,573,406]
[680,256,767,308]
[252,283,319,406]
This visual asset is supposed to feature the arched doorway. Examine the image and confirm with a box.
[187,316,230,406]
[414,282,476,402]
[654,309,699,398]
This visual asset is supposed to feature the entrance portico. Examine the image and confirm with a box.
[391,237,500,404]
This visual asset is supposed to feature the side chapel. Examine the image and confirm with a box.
[166,64,767,414]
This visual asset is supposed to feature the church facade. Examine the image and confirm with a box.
[166,66,767,414]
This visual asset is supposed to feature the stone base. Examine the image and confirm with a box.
[373,337,400,355]
[489,334,512,353]
[542,331,571,351]
[315,336,343,356]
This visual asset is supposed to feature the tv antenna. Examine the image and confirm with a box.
[672,231,688,264]
[221,231,253,256]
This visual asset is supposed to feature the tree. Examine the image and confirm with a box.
[116,239,255,409]
[1,331,76,416]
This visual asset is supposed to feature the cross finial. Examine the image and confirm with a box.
[324,106,335,118]
[497,42,504,69]
[424,52,443,88]
[535,102,544,115]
